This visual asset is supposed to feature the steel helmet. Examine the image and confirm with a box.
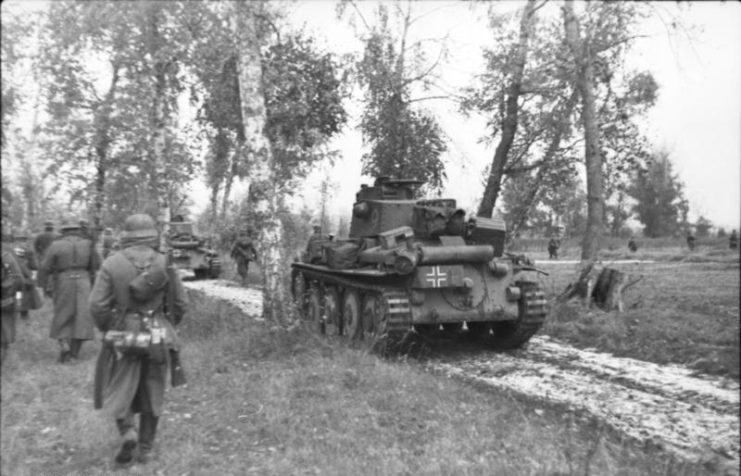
[121,214,158,239]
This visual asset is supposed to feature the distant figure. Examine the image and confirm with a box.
[79,219,91,240]
[230,232,258,285]
[102,228,116,259]
[628,237,638,253]
[730,230,738,250]
[686,232,696,251]
[38,219,100,362]
[11,231,42,319]
[33,220,60,261]
[547,237,560,260]
[305,225,329,263]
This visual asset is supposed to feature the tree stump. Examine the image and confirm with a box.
[558,262,640,312]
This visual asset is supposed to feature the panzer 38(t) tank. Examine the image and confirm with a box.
[166,221,221,280]
[291,177,547,348]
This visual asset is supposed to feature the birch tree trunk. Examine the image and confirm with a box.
[232,3,289,326]
[90,62,120,247]
[477,0,536,218]
[563,0,604,261]
[147,3,171,251]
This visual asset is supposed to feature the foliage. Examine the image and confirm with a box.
[36,1,199,228]
[627,150,688,238]
[190,6,348,212]
[352,2,448,191]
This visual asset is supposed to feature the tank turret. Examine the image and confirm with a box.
[291,177,547,351]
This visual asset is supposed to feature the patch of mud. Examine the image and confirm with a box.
[183,279,263,318]
[430,336,740,471]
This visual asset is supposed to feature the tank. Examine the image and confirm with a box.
[166,222,221,279]
[290,177,548,349]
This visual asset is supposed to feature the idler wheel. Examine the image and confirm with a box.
[342,290,362,340]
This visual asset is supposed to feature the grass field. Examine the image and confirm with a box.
[533,244,740,379]
[1,243,736,475]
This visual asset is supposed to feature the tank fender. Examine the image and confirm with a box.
[418,245,494,265]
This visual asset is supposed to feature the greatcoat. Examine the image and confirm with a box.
[2,243,24,346]
[39,232,99,341]
[33,230,60,261]
[12,240,42,312]
[89,244,187,417]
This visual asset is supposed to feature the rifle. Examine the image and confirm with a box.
[164,249,187,387]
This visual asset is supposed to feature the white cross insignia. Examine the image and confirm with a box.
[425,266,447,287]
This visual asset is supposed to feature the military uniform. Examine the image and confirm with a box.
[12,233,42,318]
[547,238,560,260]
[2,241,24,365]
[90,214,187,465]
[230,234,257,285]
[33,221,60,261]
[730,230,738,250]
[38,221,100,361]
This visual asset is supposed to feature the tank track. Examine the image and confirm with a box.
[496,282,548,349]
[293,268,413,342]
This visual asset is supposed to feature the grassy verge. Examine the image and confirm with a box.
[538,259,740,379]
[2,290,711,475]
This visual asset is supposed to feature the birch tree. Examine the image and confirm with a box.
[230,2,289,325]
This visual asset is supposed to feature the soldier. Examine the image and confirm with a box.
[730,230,738,250]
[90,213,187,465]
[628,237,638,253]
[230,230,258,285]
[686,231,696,251]
[33,220,60,261]
[11,230,42,319]
[2,225,25,366]
[38,219,100,362]
[102,227,116,258]
[547,237,560,260]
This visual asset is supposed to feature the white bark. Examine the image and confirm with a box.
[231,3,289,326]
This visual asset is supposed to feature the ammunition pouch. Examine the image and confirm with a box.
[128,264,169,302]
[103,312,168,363]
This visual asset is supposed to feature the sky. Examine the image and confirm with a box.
[3,0,739,231]
[278,0,741,231]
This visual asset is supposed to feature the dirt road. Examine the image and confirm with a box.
[184,279,740,472]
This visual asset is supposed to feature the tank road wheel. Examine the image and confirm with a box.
[307,287,325,334]
[490,283,548,349]
[291,271,308,319]
[343,290,362,341]
[362,293,387,342]
[324,287,342,336]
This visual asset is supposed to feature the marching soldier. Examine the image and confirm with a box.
[686,231,696,251]
[547,237,560,260]
[38,219,100,362]
[230,230,258,285]
[33,220,60,261]
[11,230,42,319]
[90,213,187,465]
[2,225,24,366]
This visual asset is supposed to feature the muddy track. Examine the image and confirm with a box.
[183,279,740,472]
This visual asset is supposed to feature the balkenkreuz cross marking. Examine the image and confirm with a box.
[425,266,447,287]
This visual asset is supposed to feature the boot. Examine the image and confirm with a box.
[137,412,159,464]
[115,420,138,465]
[58,339,71,363]
[69,339,83,359]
